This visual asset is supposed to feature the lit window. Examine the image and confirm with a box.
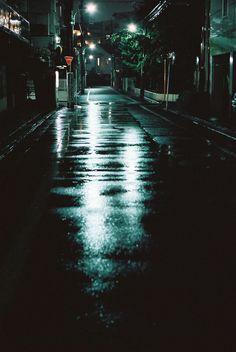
[97,57,100,66]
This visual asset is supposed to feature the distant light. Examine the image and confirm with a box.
[89,43,96,49]
[55,71,59,88]
[86,3,97,14]
[97,57,100,66]
[89,55,94,60]
[55,35,61,44]
[128,23,137,33]
[168,51,176,63]
[73,29,81,36]
[108,57,111,61]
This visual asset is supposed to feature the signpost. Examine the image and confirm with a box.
[165,52,176,111]
[65,56,74,109]
[64,56,74,66]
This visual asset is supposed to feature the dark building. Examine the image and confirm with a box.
[0,0,30,112]
[0,0,63,113]
[208,0,236,121]
[145,0,206,95]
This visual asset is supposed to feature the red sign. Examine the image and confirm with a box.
[64,56,73,65]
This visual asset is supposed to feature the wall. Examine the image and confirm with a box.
[209,0,236,119]
[28,0,60,51]
[0,1,31,113]
[0,64,7,112]
[134,88,179,103]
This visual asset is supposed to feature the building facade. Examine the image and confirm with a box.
[0,0,31,112]
[208,0,236,120]
[145,1,205,97]
[0,0,62,113]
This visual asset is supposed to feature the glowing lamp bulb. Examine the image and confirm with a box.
[86,3,97,14]
[128,23,137,33]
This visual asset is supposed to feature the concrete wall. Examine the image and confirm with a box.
[29,0,61,51]
[122,77,179,102]
[134,88,179,102]
[57,78,67,105]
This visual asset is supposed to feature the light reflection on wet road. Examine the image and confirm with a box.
[1,88,236,351]
[52,100,154,310]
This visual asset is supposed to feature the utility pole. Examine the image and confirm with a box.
[165,52,176,111]
[203,0,210,94]
[63,0,75,109]
[79,0,86,94]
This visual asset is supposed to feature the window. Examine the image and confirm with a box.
[222,0,228,16]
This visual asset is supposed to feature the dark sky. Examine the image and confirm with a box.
[89,0,135,21]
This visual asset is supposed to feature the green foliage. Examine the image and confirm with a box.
[111,29,163,76]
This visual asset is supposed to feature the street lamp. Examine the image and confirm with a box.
[127,23,137,33]
[71,2,97,95]
[89,42,96,49]
[72,3,96,24]
[165,51,176,110]
[86,3,97,14]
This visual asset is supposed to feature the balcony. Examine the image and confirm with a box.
[0,0,30,42]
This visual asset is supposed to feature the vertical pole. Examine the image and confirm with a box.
[165,59,171,110]
[79,0,85,94]
[140,60,144,100]
[163,58,167,102]
[204,0,210,94]
[140,51,145,101]
[63,0,74,109]
[67,63,74,109]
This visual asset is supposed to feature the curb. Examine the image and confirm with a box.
[124,90,236,144]
[168,108,236,143]
[0,110,56,162]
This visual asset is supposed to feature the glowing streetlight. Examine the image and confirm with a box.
[127,23,137,33]
[86,3,97,14]
[89,55,94,60]
[89,43,96,49]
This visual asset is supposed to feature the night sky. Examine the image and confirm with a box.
[90,0,135,21]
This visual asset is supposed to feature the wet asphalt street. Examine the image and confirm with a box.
[0,87,235,351]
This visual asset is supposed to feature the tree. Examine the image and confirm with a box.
[111,28,164,98]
